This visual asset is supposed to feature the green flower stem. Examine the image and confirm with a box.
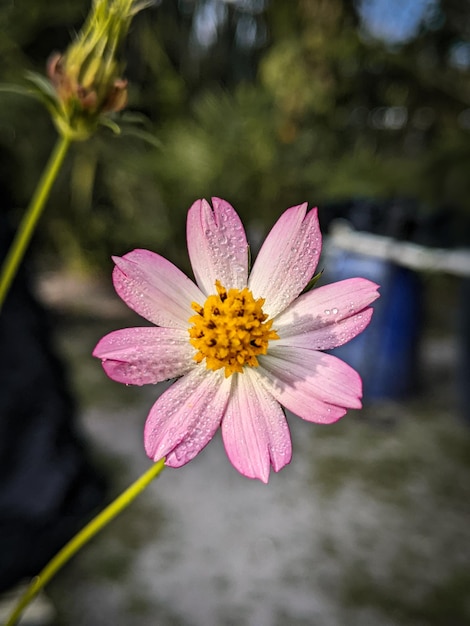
[0,134,71,311]
[5,458,166,626]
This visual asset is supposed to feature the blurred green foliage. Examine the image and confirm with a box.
[1,0,470,272]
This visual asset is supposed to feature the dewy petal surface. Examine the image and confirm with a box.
[248,204,322,318]
[274,278,380,350]
[93,327,195,385]
[221,368,292,483]
[113,249,204,328]
[258,346,362,424]
[144,367,232,467]
[187,198,249,295]
[277,309,374,351]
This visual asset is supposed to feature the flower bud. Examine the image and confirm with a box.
[44,0,151,140]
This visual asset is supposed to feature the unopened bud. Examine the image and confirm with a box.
[43,0,151,140]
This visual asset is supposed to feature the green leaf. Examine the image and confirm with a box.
[0,83,39,98]
[115,111,162,147]
[99,116,122,135]
[0,79,59,118]
[118,125,162,147]
[302,269,324,294]
[25,71,58,101]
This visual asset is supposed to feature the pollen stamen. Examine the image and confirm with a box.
[188,280,279,377]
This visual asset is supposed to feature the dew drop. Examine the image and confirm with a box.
[332,308,339,315]
[324,309,331,315]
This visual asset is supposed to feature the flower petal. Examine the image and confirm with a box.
[144,367,231,467]
[187,198,249,295]
[112,249,204,328]
[93,327,195,385]
[258,347,363,424]
[277,309,374,350]
[221,368,292,483]
[248,204,322,318]
[274,278,380,350]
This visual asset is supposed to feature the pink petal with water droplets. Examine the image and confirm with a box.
[274,278,380,350]
[248,204,322,318]
[144,367,231,467]
[112,249,204,329]
[277,308,374,350]
[93,327,195,385]
[221,368,292,483]
[258,347,362,424]
[187,198,249,295]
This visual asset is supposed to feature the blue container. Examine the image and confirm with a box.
[325,248,423,401]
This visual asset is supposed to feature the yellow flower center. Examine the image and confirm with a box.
[189,280,279,378]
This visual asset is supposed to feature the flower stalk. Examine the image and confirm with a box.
[4,458,166,626]
[0,134,71,310]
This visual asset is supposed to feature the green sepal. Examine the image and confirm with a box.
[24,71,59,102]
[0,83,36,97]
[0,73,63,124]
[302,269,324,294]
[99,116,122,135]
[116,112,162,147]
[0,77,58,113]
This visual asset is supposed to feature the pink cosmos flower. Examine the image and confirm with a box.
[93,199,379,482]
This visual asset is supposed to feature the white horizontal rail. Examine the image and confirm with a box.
[327,221,470,277]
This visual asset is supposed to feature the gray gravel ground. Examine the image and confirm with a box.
[40,280,470,626]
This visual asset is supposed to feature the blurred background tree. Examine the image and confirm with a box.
[1,0,469,272]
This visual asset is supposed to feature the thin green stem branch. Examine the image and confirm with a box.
[0,134,71,311]
[5,459,166,626]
